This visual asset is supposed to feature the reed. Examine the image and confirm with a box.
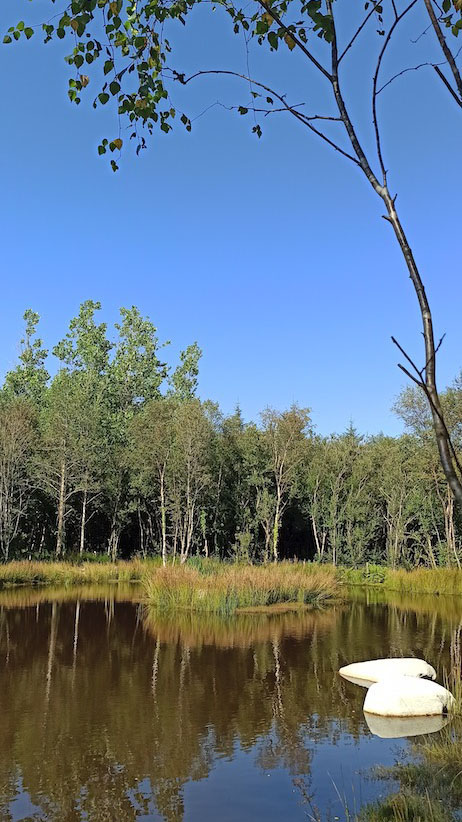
[143,561,339,614]
[0,559,148,588]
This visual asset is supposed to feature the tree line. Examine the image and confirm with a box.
[0,301,461,566]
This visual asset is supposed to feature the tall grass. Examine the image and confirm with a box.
[143,561,339,615]
[0,559,148,588]
[340,564,462,596]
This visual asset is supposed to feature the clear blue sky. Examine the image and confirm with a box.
[0,0,460,436]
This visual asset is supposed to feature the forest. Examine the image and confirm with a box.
[1,300,461,568]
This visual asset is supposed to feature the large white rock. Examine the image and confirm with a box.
[364,711,450,738]
[363,675,455,717]
[339,657,436,687]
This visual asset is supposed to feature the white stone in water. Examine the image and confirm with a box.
[364,711,451,739]
[338,658,436,687]
[363,675,455,717]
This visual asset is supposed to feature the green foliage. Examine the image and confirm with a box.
[1,303,462,567]
[0,0,374,163]
[4,310,49,404]
[4,0,460,169]
[169,342,202,400]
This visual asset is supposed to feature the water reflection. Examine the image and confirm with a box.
[0,586,460,821]
[363,712,451,739]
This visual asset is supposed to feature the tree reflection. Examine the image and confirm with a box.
[0,592,458,821]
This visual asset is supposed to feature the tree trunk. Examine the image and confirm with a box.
[56,458,66,558]
[160,469,167,567]
[137,500,145,558]
[80,477,88,556]
[272,486,282,562]
[383,193,462,509]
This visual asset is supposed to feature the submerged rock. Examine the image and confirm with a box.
[338,657,436,687]
[363,675,455,717]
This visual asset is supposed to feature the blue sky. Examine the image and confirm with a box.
[0,0,460,436]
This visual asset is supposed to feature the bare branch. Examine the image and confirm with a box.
[372,0,419,182]
[178,69,361,165]
[433,64,462,107]
[338,0,387,64]
[377,60,446,94]
[424,0,462,104]
[326,0,384,192]
[392,336,462,480]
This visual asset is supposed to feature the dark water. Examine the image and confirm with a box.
[0,584,460,821]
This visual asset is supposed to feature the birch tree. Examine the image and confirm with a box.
[261,405,310,561]
[0,396,36,560]
[4,0,462,504]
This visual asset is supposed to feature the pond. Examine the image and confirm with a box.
[0,584,460,821]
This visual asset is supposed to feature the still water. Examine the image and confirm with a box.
[0,585,460,821]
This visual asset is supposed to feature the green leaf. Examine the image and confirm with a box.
[103,60,113,75]
[24,28,34,39]
[3,35,12,44]
[109,80,120,95]
[238,106,248,115]
[98,92,110,104]
[268,31,278,49]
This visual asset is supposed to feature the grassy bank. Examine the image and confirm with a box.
[0,559,149,588]
[143,562,339,615]
[340,564,462,596]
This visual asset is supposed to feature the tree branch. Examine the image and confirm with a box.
[338,0,387,64]
[372,0,419,183]
[392,336,462,480]
[177,69,361,164]
[424,0,462,105]
[377,60,445,94]
[433,64,462,107]
[256,0,332,81]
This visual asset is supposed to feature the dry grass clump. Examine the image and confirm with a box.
[143,562,339,615]
[0,560,147,588]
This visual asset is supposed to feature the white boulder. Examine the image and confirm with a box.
[339,657,436,687]
[363,675,455,717]
[364,711,450,738]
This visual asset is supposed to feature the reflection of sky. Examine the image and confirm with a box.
[9,777,43,822]
[180,730,407,822]
[4,731,410,822]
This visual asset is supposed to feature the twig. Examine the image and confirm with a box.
[392,336,462,480]
[177,69,361,164]
[338,0,386,63]
[372,0,419,182]
[424,0,462,105]
[377,60,446,94]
